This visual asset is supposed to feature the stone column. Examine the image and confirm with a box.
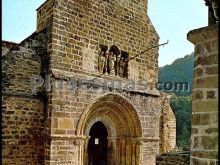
[115,138,121,165]
[84,136,90,165]
[135,139,141,165]
[130,138,137,165]
[130,138,142,165]
[125,138,131,164]
[187,24,218,164]
[107,137,116,165]
[120,138,126,165]
[131,141,136,165]
[75,137,86,165]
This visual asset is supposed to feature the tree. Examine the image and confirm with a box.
[170,94,192,150]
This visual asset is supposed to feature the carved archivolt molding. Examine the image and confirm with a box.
[76,93,142,138]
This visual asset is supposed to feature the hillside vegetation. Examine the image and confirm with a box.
[158,53,194,150]
[158,53,193,96]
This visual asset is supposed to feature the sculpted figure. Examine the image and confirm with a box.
[115,54,121,76]
[123,57,129,78]
[118,56,124,77]
[98,49,106,73]
[103,51,108,74]
[108,51,116,75]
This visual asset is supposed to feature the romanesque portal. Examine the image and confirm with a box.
[77,94,142,165]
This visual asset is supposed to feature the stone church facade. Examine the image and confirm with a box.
[2,0,176,164]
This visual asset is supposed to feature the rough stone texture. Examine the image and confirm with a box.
[2,41,18,56]
[36,0,54,32]
[187,23,218,164]
[37,0,159,88]
[156,151,190,165]
[2,44,46,164]
[159,93,176,153]
[2,96,45,165]
[2,46,41,94]
[2,0,176,164]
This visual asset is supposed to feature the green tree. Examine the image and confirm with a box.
[170,94,192,150]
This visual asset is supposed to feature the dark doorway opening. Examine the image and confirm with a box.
[88,121,108,165]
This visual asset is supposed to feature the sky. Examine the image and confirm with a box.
[2,0,208,67]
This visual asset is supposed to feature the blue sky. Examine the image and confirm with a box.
[148,0,208,66]
[2,0,208,67]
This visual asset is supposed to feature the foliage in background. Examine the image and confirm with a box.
[158,53,194,96]
[170,94,192,150]
[158,53,193,150]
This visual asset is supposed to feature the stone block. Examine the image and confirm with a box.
[190,157,208,165]
[206,91,216,99]
[201,136,218,150]
[192,100,218,112]
[58,118,74,129]
[192,113,210,125]
[193,76,218,88]
[205,66,218,75]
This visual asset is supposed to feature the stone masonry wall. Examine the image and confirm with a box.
[2,41,18,56]
[2,45,46,164]
[2,46,41,94]
[37,0,159,89]
[187,24,218,164]
[156,151,190,165]
[36,0,54,32]
[2,96,45,165]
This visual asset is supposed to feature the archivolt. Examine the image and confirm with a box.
[76,93,142,137]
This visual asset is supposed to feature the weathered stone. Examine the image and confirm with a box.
[58,118,74,129]
[2,0,177,165]
[192,100,218,112]
[188,21,218,164]
[206,90,216,99]
[194,68,204,77]
[191,150,218,160]
[193,90,204,100]
[204,128,218,134]
[201,136,218,150]
[192,113,210,125]
[193,76,218,88]
[156,152,190,165]
[205,66,218,75]
[190,157,208,165]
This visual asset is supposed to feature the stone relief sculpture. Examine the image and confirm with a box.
[115,54,121,76]
[104,50,108,74]
[98,45,129,78]
[118,56,124,77]
[121,51,129,78]
[123,57,129,78]
[98,48,106,73]
[108,51,116,75]
[98,45,108,74]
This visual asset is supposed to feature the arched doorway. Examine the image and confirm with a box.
[88,121,108,165]
[77,93,142,165]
